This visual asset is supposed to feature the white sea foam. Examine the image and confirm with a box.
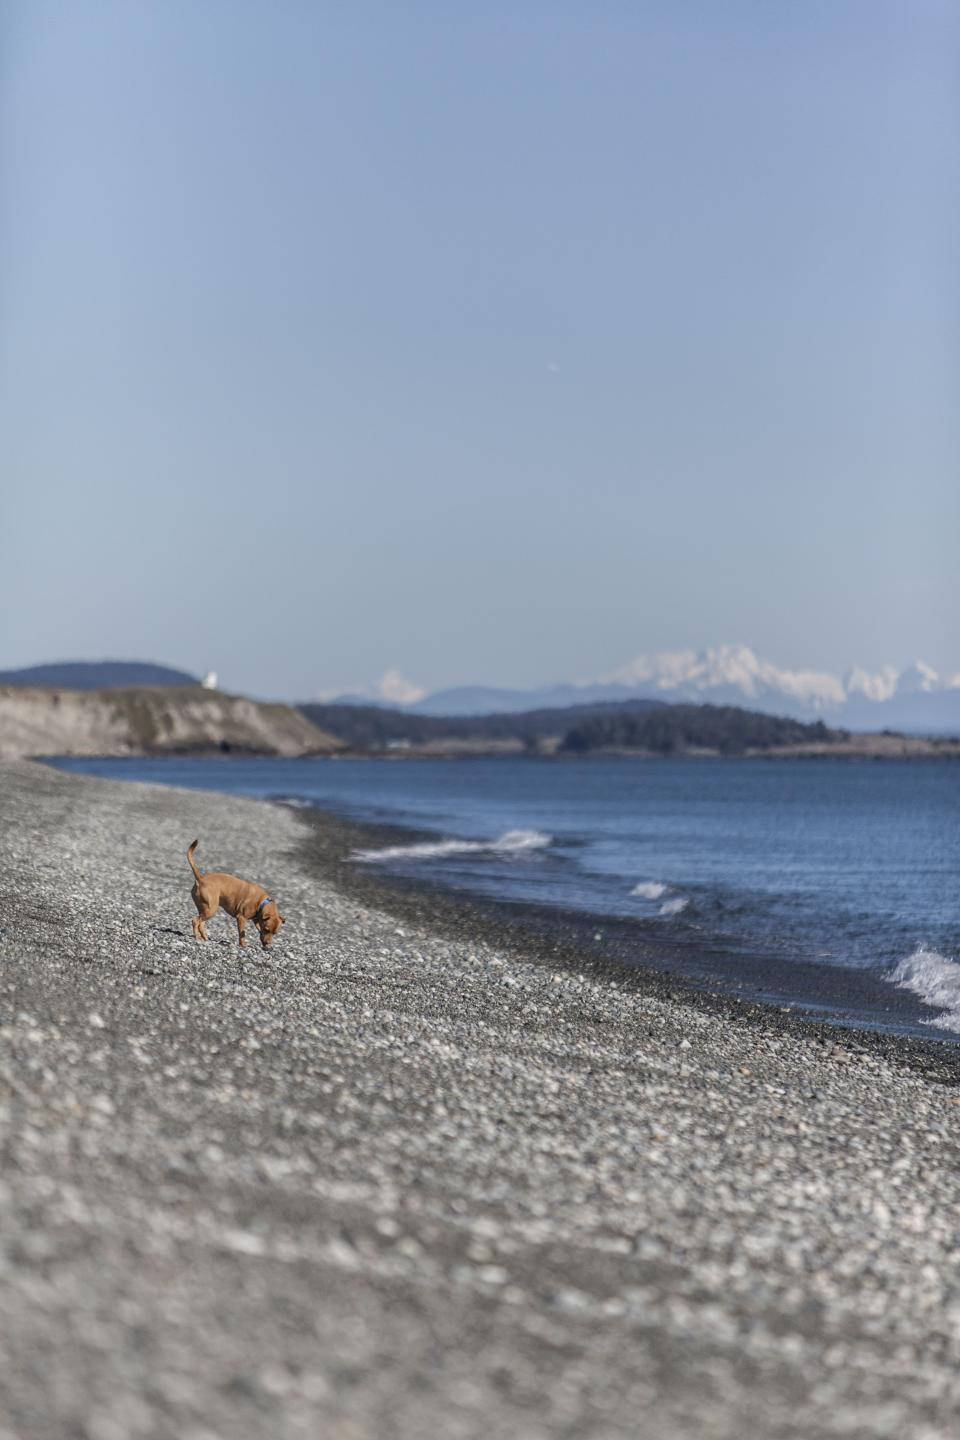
[889,947,960,1034]
[658,896,689,918]
[631,881,667,900]
[351,828,551,864]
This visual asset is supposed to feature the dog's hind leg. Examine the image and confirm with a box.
[191,885,215,942]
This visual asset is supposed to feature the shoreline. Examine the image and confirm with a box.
[288,798,960,1081]
[5,758,960,1438]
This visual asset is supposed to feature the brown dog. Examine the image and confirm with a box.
[187,839,285,950]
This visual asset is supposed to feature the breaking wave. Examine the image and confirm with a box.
[631,881,667,900]
[889,947,960,1034]
[658,896,689,918]
[351,828,552,864]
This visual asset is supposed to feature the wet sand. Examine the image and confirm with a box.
[2,758,960,1439]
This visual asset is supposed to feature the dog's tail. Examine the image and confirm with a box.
[187,839,203,881]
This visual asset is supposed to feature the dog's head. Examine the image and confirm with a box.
[256,901,286,949]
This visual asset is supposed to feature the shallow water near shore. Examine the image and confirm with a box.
[51,754,960,1039]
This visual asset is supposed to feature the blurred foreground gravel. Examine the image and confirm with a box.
[1,758,960,1440]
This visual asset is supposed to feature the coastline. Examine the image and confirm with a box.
[321,739,960,759]
[4,758,960,1438]
[291,798,960,1071]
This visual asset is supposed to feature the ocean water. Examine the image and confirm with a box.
[51,755,960,1039]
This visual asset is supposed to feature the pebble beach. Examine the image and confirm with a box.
[2,757,960,1440]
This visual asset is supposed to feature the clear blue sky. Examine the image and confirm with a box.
[2,1,957,698]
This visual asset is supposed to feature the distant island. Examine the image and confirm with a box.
[299,698,960,759]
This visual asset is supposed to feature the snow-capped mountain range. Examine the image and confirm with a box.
[330,646,960,732]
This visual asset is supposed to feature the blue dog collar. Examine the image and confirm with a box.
[255,896,273,915]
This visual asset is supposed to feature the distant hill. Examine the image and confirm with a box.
[561,704,842,755]
[0,660,199,689]
[0,686,342,758]
[298,697,666,749]
[406,684,608,717]
[300,697,925,759]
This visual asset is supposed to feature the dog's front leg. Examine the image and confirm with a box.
[236,915,248,948]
